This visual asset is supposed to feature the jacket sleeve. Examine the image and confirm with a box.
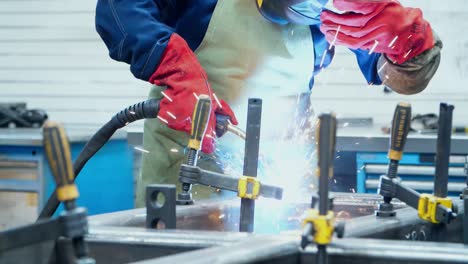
[376,30,443,94]
[95,0,174,81]
[349,49,383,85]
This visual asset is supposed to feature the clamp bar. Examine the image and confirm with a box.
[378,175,456,224]
[179,164,283,200]
[240,98,262,233]
[434,103,454,198]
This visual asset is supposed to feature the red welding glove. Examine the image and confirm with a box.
[320,0,435,64]
[149,33,238,154]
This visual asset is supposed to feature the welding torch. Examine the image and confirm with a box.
[38,98,246,219]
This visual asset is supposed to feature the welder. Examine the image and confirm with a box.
[95,0,442,207]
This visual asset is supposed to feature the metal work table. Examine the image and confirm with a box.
[0,128,132,229]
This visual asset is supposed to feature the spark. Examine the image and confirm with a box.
[377,61,388,73]
[369,40,379,55]
[319,48,328,68]
[403,49,413,58]
[134,146,149,153]
[343,122,349,127]
[212,93,223,108]
[388,36,398,48]
[355,142,360,145]
[219,214,225,219]
[157,115,168,124]
[170,148,179,153]
[407,34,413,39]
[193,92,199,100]
[129,111,136,115]
[160,91,173,102]
[329,25,341,50]
[333,179,337,184]
[351,188,356,193]
[166,111,177,120]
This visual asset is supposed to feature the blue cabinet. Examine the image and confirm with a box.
[356,152,466,196]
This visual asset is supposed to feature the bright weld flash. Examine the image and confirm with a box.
[329,25,341,50]
[157,115,168,124]
[134,146,150,153]
[170,148,179,153]
[212,93,223,108]
[166,111,177,120]
[369,40,379,55]
[161,91,173,102]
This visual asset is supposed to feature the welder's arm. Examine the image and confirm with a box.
[321,0,441,94]
[376,31,442,95]
[95,1,238,153]
[95,0,173,81]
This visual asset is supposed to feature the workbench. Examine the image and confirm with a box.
[127,126,468,196]
[0,128,134,229]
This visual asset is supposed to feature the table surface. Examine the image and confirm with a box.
[127,126,468,154]
[0,128,126,146]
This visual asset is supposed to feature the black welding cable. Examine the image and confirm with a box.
[37,99,161,219]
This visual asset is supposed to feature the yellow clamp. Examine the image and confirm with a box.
[303,209,335,245]
[237,176,261,200]
[56,184,79,202]
[417,194,452,224]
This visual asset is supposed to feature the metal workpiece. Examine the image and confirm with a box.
[240,98,262,233]
[0,217,62,252]
[146,185,176,229]
[435,103,454,198]
[129,235,468,264]
[178,164,283,200]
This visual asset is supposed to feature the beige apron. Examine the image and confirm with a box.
[137,0,315,207]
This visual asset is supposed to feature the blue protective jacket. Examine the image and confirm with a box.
[95,0,382,88]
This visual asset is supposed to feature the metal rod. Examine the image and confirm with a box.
[239,98,262,233]
[434,103,454,198]
[317,114,336,215]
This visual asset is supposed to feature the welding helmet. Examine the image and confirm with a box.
[256,0,329,25]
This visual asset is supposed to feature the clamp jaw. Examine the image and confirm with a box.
[179,164,283,200]
[301,208,345,248]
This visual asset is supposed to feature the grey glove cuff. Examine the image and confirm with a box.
[377,30,443,95]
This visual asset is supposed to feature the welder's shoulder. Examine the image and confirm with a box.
[377,30,443,95]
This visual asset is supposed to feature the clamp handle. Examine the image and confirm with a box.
[388,102,412,161]
[43,121,78,202]
[187,94,212,152]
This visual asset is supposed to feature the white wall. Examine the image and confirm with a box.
[0,0,466,129]
[0,0,148,130]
